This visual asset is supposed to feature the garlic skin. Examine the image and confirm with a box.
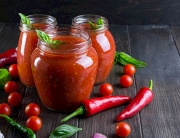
[0,131,4,138]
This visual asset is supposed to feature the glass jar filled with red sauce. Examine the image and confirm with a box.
[17,14,57,87]
[72,14,116,84]
[31,28,98,112]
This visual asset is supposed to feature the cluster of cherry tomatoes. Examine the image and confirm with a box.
[120,64,135,87]
[0,64,42,132]
[98,64,135,137]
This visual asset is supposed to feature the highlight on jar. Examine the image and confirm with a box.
[31,27,98,112]
[17,13,58,87]
[72,14,116,85]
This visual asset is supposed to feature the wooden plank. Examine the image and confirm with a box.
[129,25,180,138]
[0,22,5,33]
[0,23,19,51]
[0,23,25,138]
[1,24,180,138]
[170,26,180,53]
[77,25,142,138]
[13,87,79,138]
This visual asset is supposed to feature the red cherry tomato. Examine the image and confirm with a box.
[8,92,22,106]
[99,83,113,96]
[4,81,18,94]
[115,122,131,137]
[119,75,133,87]
[25,103,41,117]
[123,64,136,76]
[26,116,42,131]
[8,64,19,77]
[0,103,11,116]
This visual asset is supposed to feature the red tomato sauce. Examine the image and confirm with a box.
[17,23,54,87]
[73,23,116,84]
[90,29,116,84]
[31,35,98,112]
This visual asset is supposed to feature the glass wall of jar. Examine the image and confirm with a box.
[17,14,57,87]
[31,28,98,112]
[72,14,116,85]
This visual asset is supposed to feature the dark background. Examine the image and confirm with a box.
[0,0,180,25]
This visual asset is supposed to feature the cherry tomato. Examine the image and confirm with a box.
[99,83,113,96]
[119,75,133,87]
[0,103,11,116]
[4,81,18,94]
[123,64,136,76]
[25,103,41,117]
[8,64,19,77]
[26,116,42,131]
[8,92,22,106]
[115,122,131,137]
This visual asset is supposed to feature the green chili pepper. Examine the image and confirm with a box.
[114,52,147,68]
[49,124,82,138]
[0,114,36,138]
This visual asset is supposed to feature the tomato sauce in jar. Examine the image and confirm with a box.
[17,14,57,87]
[31,28,98,112]
[72,15,116,84]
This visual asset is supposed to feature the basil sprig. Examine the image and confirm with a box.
[49,124,82,138]
[0,69,11,89]
[115,52,147,68]
[88,17,104,29]
[18,13,31,26]
[36,30,66,49]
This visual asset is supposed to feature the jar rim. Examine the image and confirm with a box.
[38,27,92,54]
[19,14,57,31]
[72,14,109,31]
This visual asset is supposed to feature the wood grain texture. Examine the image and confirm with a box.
[1,24,180,138]
[129,25,180,138]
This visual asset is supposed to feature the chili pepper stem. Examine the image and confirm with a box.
[61,105,85,123]
[149,79,153,91]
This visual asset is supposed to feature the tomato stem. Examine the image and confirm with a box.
[61,105,84,123]
[149,79,153,91]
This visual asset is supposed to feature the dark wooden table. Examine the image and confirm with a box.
[1,23,180,138]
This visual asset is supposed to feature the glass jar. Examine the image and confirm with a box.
[31,28,98,112]
[17,14,57,87]
[72,14,116,85]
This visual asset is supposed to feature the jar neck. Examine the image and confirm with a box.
[38,28,91,55]
[72,14,109,32]
[19,14,57,32]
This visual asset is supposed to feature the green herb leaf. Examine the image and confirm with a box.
[36,30,65,48]
[0,69,11,89]
[36,29,51,44]
[114,52,147,68]
[96,17,104,25]
[88,17,104,29]
[114,52,119,64]
[49,124,82,138]
[18,13,31,25]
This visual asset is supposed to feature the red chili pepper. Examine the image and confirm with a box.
[61,95,132,123]
[0,48,17,68]
[116,80,154,122]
